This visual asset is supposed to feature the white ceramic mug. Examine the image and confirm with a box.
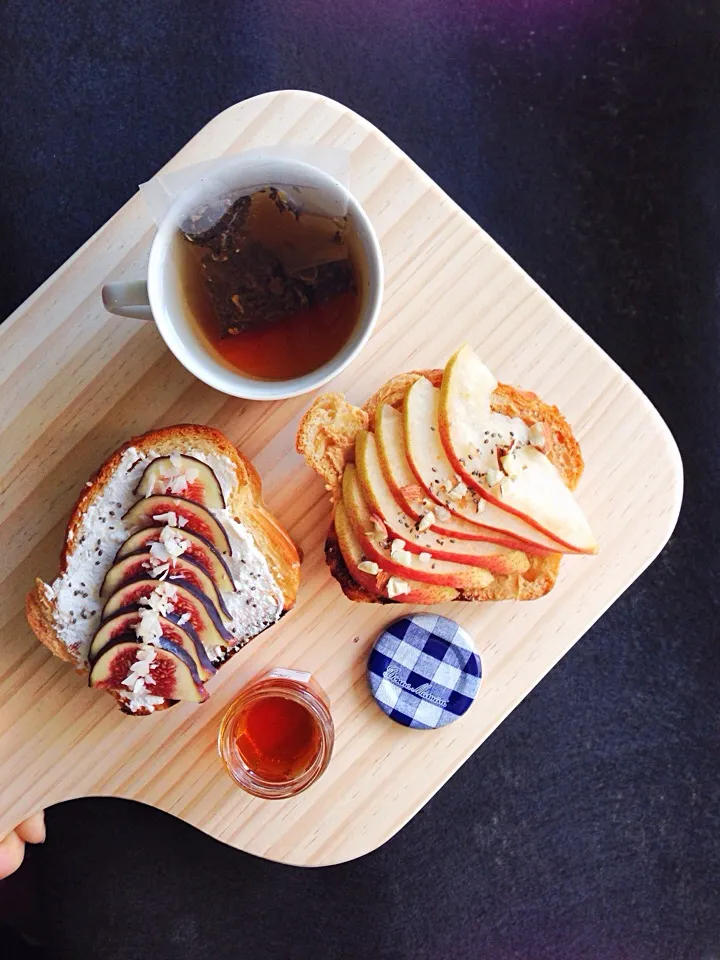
[102,157,383,400]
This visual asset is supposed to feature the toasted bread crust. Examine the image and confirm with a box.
[26,424,301,714]
[298,369,583,604]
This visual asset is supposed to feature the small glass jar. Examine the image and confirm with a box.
[218,668,334,799]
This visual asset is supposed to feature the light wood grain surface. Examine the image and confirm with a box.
[0,90,682,866]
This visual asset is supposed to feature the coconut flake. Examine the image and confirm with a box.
[136,607,163,644]
[136,646,157,662]
[153,511,179,527]
[169,475,188,495]
[160,524,190,557]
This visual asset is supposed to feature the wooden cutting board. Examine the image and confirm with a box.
[0,90,682,867]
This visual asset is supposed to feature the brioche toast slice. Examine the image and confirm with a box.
[297,368,585,603]
[27,424,301,713]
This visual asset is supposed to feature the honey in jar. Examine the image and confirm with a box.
[218,668,334,799]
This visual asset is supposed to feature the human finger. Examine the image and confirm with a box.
[0,829,25,880]
[15,811,46,845]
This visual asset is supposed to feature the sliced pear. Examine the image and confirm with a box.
[135,455,225,510]
[438,345,597,554]
[355,430,528,575]
[404,376,580,554]
[89,637,208,703]
[115,528,234,594]
[122,496,231,556]
[100,551,231,621]
[334,501,459,603]
[342,465,494,590]
[375,403,550,554]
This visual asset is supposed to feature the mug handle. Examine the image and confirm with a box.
[101,280,154,322]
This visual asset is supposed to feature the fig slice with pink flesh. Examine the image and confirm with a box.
[102,578,233,647]
[134,455,226,510]
[114,528,234,594]
[88,636,208,703]
[88,609,216,682]
[99,551,231,621]
[122,496,231,556]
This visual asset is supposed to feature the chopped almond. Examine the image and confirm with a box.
[390,538,406,557]
[417,511,435,532]
[447,481,468,502]
[500,453,522,479]
[369,514,388,541]
[486,467,503,488]
[529,422,552,450]
[376,570,390,592]
[387,576,411,598]
[399,484,426,503]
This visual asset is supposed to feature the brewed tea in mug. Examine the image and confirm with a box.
[176,186,365,381]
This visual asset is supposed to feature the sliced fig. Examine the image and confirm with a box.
[88,610,216,682]
[122,496,231,556]
[89,636,208,703]
[135,455,226,510]
[100,552,231,621]
[115,528,234,594]
[102,579,233,647]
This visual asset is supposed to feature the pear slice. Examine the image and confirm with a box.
[334,501,459,603]
[375,403,551,554]
[355,430,528,575]
[342,465,494,591]
[404,376,577,553]
[438,345,597,554]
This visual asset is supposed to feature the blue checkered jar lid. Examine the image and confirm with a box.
[367,614,481,729]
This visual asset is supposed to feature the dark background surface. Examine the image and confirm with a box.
[1,1,719,958]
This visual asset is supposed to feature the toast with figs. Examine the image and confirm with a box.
[27,425,300,714]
